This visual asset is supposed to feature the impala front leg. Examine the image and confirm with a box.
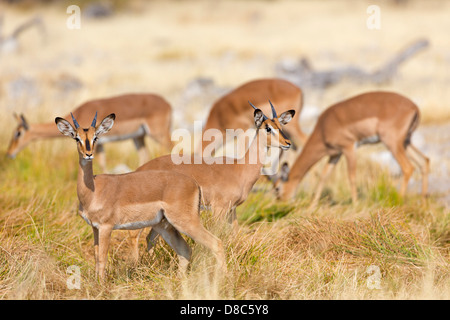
[133,136,150,166]
[343,147,358,204]
[97,225,113,280]
[309,154,340,209]
[92,226,99,276]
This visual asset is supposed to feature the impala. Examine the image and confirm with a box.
[276,91,429,207]
[8,93,173,171]
[55,113,225,279]
[137,101,295,254]
[198,78,307,156]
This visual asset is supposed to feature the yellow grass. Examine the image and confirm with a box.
[0,0,449,300]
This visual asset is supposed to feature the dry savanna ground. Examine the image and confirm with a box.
[0,0,449,300]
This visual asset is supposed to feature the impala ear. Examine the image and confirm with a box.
[278,110,295,125]
[95,113,115,136]
[20,114,29,130]
[13,113,29,130]
[55,117,76,138]
[254,109,265,129]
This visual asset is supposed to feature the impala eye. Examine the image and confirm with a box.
[15,131,21,138]
[266,126,272,133]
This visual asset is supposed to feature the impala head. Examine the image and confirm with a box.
[249,100,295,150]
[6,113,31,159]
[55,112,115,161]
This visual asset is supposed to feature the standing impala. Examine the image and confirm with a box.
[8,93,173,171]
[198,78,307,155]
[55,113,225,279]
[137,101,295,254]
[276,91,429,207]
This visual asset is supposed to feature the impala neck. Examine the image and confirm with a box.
[77,154,95,207]
[280,131,327,200]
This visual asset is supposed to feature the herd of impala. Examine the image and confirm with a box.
[6,78,429,280]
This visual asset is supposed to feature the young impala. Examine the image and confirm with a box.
[276,91,429,207]
[136,101,295,254]
[55,112,225,280]
[8,93,173,172]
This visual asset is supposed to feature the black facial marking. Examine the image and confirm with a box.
[85,138,91,151]
[279,129,289,140]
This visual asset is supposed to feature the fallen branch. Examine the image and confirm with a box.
[275,38,430,89]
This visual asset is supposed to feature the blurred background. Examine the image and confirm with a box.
[0,0,449,203]
[0,0,449,300]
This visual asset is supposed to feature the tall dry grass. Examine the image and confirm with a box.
[0,144,448,299]
[0,0,449,300]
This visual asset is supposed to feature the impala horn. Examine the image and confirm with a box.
[70,112,80,129]
[269,100,277,119]
[248,101,268,120]
[91,112,97,128]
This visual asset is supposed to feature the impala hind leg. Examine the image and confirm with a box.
[406,144,430,197]
[146,228,161,253]
[152,220,192,276]
[385,141,415,197]
[167,215,226,274]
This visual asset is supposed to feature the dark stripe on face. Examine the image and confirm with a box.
[279,129,289,140]
[85,138,91,151]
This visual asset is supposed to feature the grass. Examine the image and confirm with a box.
[0,141,448,299]
[0,0,449,300]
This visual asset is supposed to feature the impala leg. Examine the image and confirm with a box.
[92,226,99,276]
[146,228,161,254]
[127,229,142,264]
[406,144,430,197]
[388,142,414,197]
[133,136,150,166]
[168,217,226,274]
[343,147,358,204]
[152,220,192,277]
[228,206,238,233]
[97,225,113,281]
[310,155,340,208]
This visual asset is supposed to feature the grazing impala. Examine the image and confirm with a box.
[276,91,429,207]
[8,93,173,171]
[198,78,307,155]
[55,113,225,279]
[137,101,295,254]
